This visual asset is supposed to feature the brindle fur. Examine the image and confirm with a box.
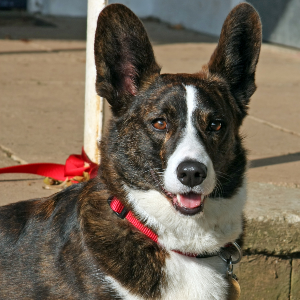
[0,3,261,299]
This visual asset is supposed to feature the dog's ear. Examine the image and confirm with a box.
[207,3,261,114]
[94,4,161,113]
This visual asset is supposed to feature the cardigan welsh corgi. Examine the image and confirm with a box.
[0,3,261,299]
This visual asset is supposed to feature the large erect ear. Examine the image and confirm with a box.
[207,3,262,112]
[94,4,161,112]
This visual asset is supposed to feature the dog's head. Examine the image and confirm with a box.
[95,4,261,252]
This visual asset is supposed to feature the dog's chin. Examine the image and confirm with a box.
[165,192,205,216]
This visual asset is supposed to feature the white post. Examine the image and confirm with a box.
[27,0,44,13]
[84,0,107,164]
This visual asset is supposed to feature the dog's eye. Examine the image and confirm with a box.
[208,121,222,131]
[152,118,167,131]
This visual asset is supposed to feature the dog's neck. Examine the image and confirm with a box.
[108,195,242,261]
[125,184,246,255]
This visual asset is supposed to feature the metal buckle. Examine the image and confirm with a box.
[219,242,242,279]
[227,257,234,277]
[219,242,242,264]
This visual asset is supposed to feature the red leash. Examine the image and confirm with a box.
[0,148,98,182]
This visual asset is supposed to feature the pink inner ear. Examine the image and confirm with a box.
[119,54,138,96]
[123,75,137,96]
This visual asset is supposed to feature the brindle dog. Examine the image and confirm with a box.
[0,3,261,299]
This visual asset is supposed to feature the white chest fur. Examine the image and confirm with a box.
[161,252,228,300]
[126,184,246,255]
[107,252,228,300]
[115,183,246,300]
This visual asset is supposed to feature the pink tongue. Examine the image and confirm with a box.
[178,193,202,209]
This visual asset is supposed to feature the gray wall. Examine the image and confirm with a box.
[109,0,300,49]
[27,0,88,16]
[108,0,242,37]
[249,0,300,49]
[28,0,300,49]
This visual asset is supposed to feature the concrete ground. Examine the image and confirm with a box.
[0,11,300,299]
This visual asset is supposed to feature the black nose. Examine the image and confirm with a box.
[176,161,207,187]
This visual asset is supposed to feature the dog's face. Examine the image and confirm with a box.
[95,4,261,251]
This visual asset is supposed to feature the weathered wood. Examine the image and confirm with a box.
[84,0,107,163]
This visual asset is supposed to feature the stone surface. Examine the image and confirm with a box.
[244,182,300,255]
[235,255,291,300]
[0,147,55,205]
[244,219,300,255]
[0,39,86,164]
[291,258,300,300]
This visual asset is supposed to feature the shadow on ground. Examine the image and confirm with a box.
[250,151,300,168]
[0,10,218,44]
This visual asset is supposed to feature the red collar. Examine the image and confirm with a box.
[108,196,158,243]
[108,196,206,257]
[108,196,242,265]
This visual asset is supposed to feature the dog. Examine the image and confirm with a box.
[0,3,261,299]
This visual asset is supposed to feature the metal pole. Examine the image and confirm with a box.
[84,0,107,164]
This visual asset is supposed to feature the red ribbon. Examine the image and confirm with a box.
[0,148,98,181]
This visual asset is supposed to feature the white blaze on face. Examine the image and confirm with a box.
[163,85,216,195]
[125,84,245,254]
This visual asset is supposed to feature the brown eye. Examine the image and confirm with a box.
[209,121,222,131]
[152,118,167,131]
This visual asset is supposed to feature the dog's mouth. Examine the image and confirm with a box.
[165,191,204,216]
[149,169,205,216]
